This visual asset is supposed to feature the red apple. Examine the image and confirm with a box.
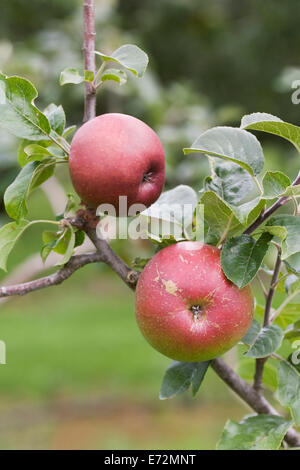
[69,113,165,214]
[135,241,254,362]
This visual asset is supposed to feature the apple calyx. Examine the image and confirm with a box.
[190,304,203,322]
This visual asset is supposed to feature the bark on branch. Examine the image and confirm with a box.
[84,226,140,289]
[83,0,96,121]
[0,252,103,298]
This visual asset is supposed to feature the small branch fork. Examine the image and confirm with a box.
[245,170,300,235]
[0,0,299,448]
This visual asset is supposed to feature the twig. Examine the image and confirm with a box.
[84,226,140,290]
[94,62,106,88]
[244,197,290,234]
[263,247,282,327]
[253,359,266,394]
[0,253,103,298]
[211,357,300,448]
[245,170,300,235]
[253,246,282,393]
[83,0,96,121]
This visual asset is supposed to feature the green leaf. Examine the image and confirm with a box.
[242,318,261,345]
[284,253,300,276]
[42,230,66,255]
[245,325,284,358]
[0,73,50,140]
[63,193,76,216]
[42,226,75,265]
[4,161,55,221]
[95,44,148,77]
[266,215,300,260]
[203,160,265,226]
[24,144,56,163]
[221,233,272,289]
[132,257,151,270]
[63,125,76,140]
[184,127,264,177]
[101,68,127,85]
[44,103,65,135]
[30,163,55,191]
[40,244,53,263]
[285,325,300,342]
[277,360,300,426]
[205,159,259,206]
[260,224,288,241]
[199,191,244,241]
[84,70,94,82]
[255,301,300,331]
[191,362,211,396]
[0,219,58,271]
[17,140,44,167]
[285,275,300,295]
[159,361,210,400]
[140,185,198,242]
[233,197,266,226]
[241,112,300,152]
[282,185,300,197]
[0,220,29,271]
[59,68,84,85]
[262,171,291,199]
[274,304,300,330]
[217,414,292,450]
[17,140,30,167]
[4,163,38,220]
[74,230,85,248]
[57,227,75,265]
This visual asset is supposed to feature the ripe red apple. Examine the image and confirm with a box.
[69,113,165,214]
[135,241,254,362]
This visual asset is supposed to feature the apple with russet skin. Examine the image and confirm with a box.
[135,241,254,362]
[68,113,165,215]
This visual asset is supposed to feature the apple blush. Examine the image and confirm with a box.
[135,241,254,362]
[69,113,165,215]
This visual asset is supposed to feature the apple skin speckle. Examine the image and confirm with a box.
[135,241,254,362]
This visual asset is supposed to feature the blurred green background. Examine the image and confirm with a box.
[0,0,299,450]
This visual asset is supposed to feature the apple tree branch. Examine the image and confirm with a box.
[253,246,282,393]
[83,0,96,121]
